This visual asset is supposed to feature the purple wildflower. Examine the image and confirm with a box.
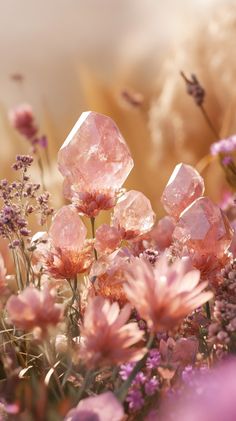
[146,349,161,370]
[126,389,144,411]
[210,135,236,156]
[144,377,159,396]
[119,362,135,381]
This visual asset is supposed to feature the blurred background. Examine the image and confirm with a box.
[0,0,236,215]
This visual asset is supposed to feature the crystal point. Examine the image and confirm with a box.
[58,111,134,192]
[112,190,155,238]
[49,205,87,250]
[173,197,233,256]
[161,163,205,219]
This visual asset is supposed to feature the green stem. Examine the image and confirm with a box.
[199,105,219,140]
[205,301,211,320]
[12,249,24,290]
[90,217,98,260]
[43,342,65,399]
[77,370,94,402]
[37,155,46,191]
[115,333,155,402]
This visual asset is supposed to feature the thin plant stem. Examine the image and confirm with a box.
[115,333,155,402]
[90,217,98,260]
[199,105,220,140]
[37,155,46,191]
[12,249,24,290]
[43,342,65,400]
[77,369,94,402]
[205,301,211,320]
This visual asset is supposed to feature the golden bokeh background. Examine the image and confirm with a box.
[0,0,236,216]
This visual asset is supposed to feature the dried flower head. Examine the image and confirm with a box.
[9,104,38,139]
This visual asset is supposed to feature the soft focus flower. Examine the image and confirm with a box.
[126,389,145,411]
[153,359,236,421]
[6,286,63,337]
[79,296,145,368]
[124,254,213,332]
[58,111,134,217]
[9,104,38,140]
[64,392,124,421]
[160,337,198,366]
[210,135,236,156]
[39,205,93,278]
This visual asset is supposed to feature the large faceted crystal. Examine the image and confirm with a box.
[112,190,155,237]
[58,111,134,192]
[173,197,233,257]
[161,163,205,219]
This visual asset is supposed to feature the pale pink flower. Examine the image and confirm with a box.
[79,296,145,368]
[6,287,63,336]
[124,254,213,332]
[58,111,133,217]
[64,392,124,421]
[71,188,117,218]
[95,224,122,254]
[38,206,93,279]
[9,104,37,139]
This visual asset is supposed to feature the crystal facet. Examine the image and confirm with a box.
[173,197,233,256]
[161,163,205,219]
[49,205,87,250]
[112,190,155,238]
[58,111,134,192]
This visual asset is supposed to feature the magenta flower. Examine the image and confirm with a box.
[64,392,124,421]
[153,359,236,421]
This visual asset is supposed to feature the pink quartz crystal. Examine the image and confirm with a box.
[150,216,175,251]
[112,190,155,239]
[49,205,87,250]
[173,197,233,257]
[95,224,122,254]
[58,111,134,192]
[161,163,205,219]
